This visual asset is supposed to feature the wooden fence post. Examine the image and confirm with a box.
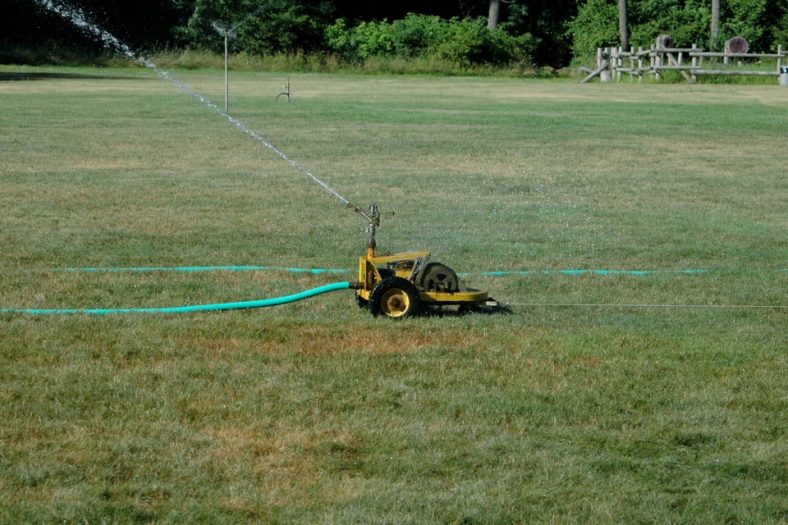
[600,47,612,82]
[637,47,644,81]
[691,44,698,82]
[652,45,660,80]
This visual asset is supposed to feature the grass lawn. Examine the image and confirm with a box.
[0,65,786,523]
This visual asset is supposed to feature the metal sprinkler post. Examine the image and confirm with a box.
[211,21,243,113]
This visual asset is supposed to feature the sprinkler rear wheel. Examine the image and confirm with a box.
[418,262,460,292]
[369,277,420,319]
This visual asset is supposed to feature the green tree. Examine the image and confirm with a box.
[569,0,781,58]
[176,0,332,54]
[720,0,768,48]
[772,2,788,47]
[498,0,578,66]
[568,0,619,57]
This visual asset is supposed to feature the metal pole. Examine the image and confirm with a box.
[224,34,229,112]
[213,19,244,113]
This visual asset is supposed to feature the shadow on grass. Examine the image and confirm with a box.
[354,296,512,319]
[0,71,149,82]
[420,302,514,318]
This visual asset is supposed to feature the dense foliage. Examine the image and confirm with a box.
[325,15,536,67]
[570,0,787,57]
[174,0,332,55]
[2,0,786,67]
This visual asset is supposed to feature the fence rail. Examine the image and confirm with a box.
[583,44,786,83]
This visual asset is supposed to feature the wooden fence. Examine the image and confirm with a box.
[581,44,786,83]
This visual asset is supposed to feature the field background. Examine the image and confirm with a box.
[1,65,786,523]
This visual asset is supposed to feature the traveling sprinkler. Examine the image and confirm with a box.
[348,203,500,319]
[211,20,244,113]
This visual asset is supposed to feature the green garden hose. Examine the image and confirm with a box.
[0,281,353,315]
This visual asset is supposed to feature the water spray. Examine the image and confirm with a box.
[32,0,363,216]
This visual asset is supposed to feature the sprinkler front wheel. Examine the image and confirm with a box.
[369,277,420,319]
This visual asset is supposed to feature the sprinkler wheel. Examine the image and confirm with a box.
[369,277,420,318]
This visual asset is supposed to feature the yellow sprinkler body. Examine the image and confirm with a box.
[353,204,498,319]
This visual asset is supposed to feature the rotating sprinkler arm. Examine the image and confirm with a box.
[341,201,384,255]
[345,201,372,222]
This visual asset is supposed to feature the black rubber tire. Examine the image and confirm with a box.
[369,276,421,319]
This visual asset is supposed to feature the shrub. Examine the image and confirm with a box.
[388,14,449,57]
[326,14,535,68]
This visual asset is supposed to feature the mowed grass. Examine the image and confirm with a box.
[0,65,786,523]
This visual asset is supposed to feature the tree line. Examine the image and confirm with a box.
[2,0,786,68]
